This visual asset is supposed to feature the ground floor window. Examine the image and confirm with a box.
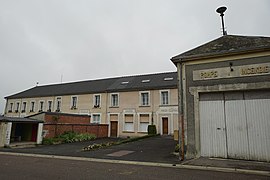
[92,114,101,124]
[123,114,134,132]
[138,114,150,132]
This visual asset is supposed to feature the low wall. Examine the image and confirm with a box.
[43,123,108,138]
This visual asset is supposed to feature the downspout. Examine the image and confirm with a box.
[177,61,185,161]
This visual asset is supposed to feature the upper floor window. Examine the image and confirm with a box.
[94,94,101,108]
[140,91,150,106]
[47,101,52,112]
[71,96,78,109]
[160,90,169,105]
[30,101,35,112]
[92,114,101,124]
[111,93,119,107]
[8,103,13,112]
[15,102,20,113]
[39,101,44,112]
[22,102,27,113]
[56,97,61,112]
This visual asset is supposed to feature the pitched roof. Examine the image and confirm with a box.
[6,72,177,99]
[0,116,43,123]
[171,35,270,63]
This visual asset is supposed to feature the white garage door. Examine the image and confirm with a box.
[199,90,270,161]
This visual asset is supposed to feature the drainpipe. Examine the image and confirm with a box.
[177,62,185,161]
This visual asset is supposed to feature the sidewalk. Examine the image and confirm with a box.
[181,157,270,175]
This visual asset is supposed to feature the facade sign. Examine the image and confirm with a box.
[159,106,178,113]
[193,63,270,81]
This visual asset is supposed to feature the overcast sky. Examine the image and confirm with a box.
[1,0,270,114]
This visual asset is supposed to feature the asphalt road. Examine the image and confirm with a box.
[0,154,267,180]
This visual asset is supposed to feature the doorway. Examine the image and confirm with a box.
[162,117,168,135]
[110,121,118,137]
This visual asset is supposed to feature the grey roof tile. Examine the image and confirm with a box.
[171,35,270,62]
[6,72,177,99]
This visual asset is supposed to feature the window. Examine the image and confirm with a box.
[139,114,150,132]
[39,101,44,112]
[15,102,20,113]
[141,79,150,83]
[140,91,150,106]
[22,102,27,113]
[123,114,134,132]
[30,101,35,112]
[111,93,119,107]
[56,97,61,112]
[94,94,101,108]
[164,77,174,81]
[8,103,13,112]
[92,114,101,124]
[161,90,169,105]
[47,101,52,112]
[71,96,78,109]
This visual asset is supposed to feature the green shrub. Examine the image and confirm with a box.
[43,131,96,144]
[175,144,180,152]
[57,131,96,143]
[147,125,157,135]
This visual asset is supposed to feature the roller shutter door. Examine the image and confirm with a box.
[199,90,270,161]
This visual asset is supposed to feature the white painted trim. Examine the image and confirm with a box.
[122,113,135,132]
[110,93,119,107]
[108,113,120,137]
[137,112,151,132]
[30,100,36,113]
[47,100,53,112]
[93,94,101,108]
[55,97,62,112]
[139,91,151,106]
[37,123,43,144]
[70,95,78,109]
[38,100,45,112]
[91,113,102,124]
[159,89,170,105]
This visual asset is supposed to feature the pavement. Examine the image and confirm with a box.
[0,135,269,176]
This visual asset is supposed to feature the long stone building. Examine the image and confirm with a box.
[4,72,178,138]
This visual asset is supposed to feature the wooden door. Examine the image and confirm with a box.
[31,124,38,142]
[110,121,118,137]
[162,118,168,135]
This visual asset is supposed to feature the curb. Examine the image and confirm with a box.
[0,151,269,176]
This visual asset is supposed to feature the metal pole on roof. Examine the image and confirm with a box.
[216,6,227,36]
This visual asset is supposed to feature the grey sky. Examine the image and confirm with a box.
[1,0,270,114]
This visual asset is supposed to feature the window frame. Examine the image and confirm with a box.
[91,113,101,124]
[139,91,150,106]
[8,102,13,113]
[15,102,20,113]
[21,101,27,113]
[47,100,53,112]
[138,113,151,132]
[93,94,101,108]
[110,93,119,107]
[39,100,45,112]
[160,90,170,105]
[55,97,62,112]
[30,101,35,112]
[123,113,135,132]
[71,96,78,109]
